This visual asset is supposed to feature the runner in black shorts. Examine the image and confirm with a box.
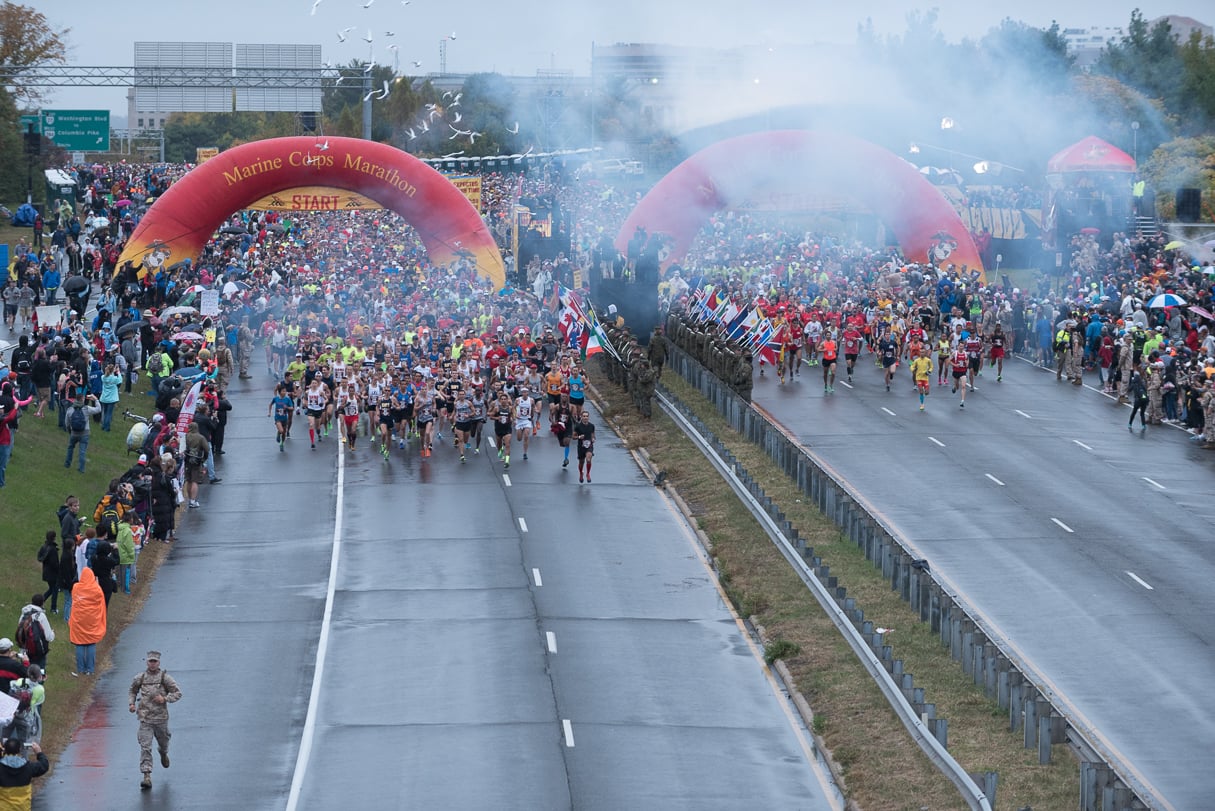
[572,410,595,483]
[490,391,514,468]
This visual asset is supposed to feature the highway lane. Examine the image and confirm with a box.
[753,355,1215,809]
[39,363,840,810]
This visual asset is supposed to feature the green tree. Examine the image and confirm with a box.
[1095,11,1185,116]
[162,112,295,162]
[0,1,68,105]
[1140,135,1215,220]
[1176,30,1215,130]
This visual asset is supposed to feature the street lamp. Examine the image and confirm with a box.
[1131,121,1140,167]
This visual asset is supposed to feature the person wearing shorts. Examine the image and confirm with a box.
[988,324,1007,382]
[567,369,585,419]
[339,382,361,449]
[573,411,595,483]
[514,387,535,460]
[820,334,838,393]
[303,374,329,450]
[551,393,573,469]
[377,397,394,459]
[268,385,294,451]
[490,392,513,468]
[910,346,934,411]
[414,384,436,458]
[951,347,969,407]
[452,389,475,462]
[879,335,898,392]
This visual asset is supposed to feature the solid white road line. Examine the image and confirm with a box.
[503,474,512,487]
[881,407,896,417]
[518,516,528,532]
[286,436,346,811]
[562,719,575,747]
[1051,517,1074,533]
[985,473,1005,486]
[1015,409,1033,419]
[928,436,945,447]
[1125,571,1155,590]
[1142,477,1166,490]
[532,567,543,587]
[1073,440,1093,451]
[546,631,557,653]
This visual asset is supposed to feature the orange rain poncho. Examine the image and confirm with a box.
[69,568,107,646]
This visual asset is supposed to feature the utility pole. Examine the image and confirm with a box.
[362,68,372,140]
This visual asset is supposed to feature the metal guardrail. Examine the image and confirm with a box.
[661,343,1159,811]
[657,390,994,811]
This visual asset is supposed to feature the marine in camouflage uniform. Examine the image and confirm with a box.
[1146,362,1164,425]
[1068,329,1084,385]
[636,358,656,417]
[237,317,255,379]
[647,327,667,378]
[1116,336,1134,402]
[1201,383,1215,448]
[128,650,183,790]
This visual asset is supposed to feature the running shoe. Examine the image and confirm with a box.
[579,474,584,483]
[523,453,528,460]
[919,404,925,411]
[461,454,466,462]
[311,443,316,450]
[562,458,569,468]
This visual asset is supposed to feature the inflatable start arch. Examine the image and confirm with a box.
[616,130,984,278]
[118,136,506,288]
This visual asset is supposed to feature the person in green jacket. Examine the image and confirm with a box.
[116,515,137,595]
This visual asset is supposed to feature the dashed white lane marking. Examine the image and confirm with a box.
[985,473,1005,486]
[532,568,543,587]
[1073,440,1093,451]
[518,516,528,532]
[503,474,512,487]
[1051,518,1074,533]
[928,436,945,447]
[562,719,575,747]
[1126,571,1155,590]
[881,407,896,417]
[839,380,853,389]
[1142,477,1166,491]
[1015,410,1033,419]
[546,631,557,653]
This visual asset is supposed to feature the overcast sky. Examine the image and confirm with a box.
[36,0,1214,120]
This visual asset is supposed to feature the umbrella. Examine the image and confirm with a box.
[220,226,247,235]
[1148,293,1187,308]
[114,199,132,207]
[179,322,203,333]
[160,305,198,317]
[116,321,146,337]
[1164,240,1187,250]
[63,276,89,294]
[183,284,208,294]
[171,331,205,342]
[266,223,286,234]
[1080,227,1100,235]
[1188,305,1215,320]
[1205,240,1215,249]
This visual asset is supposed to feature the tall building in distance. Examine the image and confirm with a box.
[1063,15,1211,69]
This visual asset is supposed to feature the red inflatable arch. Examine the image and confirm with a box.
[616,130,984,279]
[117,136,505,288]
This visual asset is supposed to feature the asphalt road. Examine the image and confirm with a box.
[751,354,1215,810]
[37,362,841,810]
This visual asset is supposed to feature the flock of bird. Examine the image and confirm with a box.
[307,0,523,148]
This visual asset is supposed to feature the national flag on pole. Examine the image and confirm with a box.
[727,305,758,340]
[719,299,741,327]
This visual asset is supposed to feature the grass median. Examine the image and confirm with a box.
[592,369,1077,811]
[1,387,172,770]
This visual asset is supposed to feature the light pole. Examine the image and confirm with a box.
[1131,121,1139,168]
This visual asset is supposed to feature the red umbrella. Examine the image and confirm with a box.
[1188,305,1214,321]
[1080,227,1100,235]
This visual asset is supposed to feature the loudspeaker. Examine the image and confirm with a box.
[1177,188,1201,223]
[301,112,317,133]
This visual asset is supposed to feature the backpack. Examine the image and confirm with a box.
[14,355,32,375]
[69,406,88,433]
[85,537,101,569]
[148,352,164,376]
[96,498,120,538]
[15,613,48,659]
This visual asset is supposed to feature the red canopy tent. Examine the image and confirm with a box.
[1046,136,1136,174]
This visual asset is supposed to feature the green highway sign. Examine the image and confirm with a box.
[19,114,41,134]
[40,109,110,152]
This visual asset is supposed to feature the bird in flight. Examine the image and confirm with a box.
[419,120,430,133]
[336,29,351,43]
[449,125,472,139]
[385,31,395,37]
[407,127,417,140]
[362,0,375,7]
[378,80,391,99]
[411,60,423,68]
[310,0,323,15]
[317,140,330,151]
[362,29,374,43]
[451,111,462,124]
[468,131,483,144]
[507,122,519,134]
[450,92,462,106]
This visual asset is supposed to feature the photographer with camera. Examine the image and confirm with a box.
[63,393,102,473]
[0,738,48,809]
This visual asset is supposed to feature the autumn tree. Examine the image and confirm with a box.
[0,1,68,105]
